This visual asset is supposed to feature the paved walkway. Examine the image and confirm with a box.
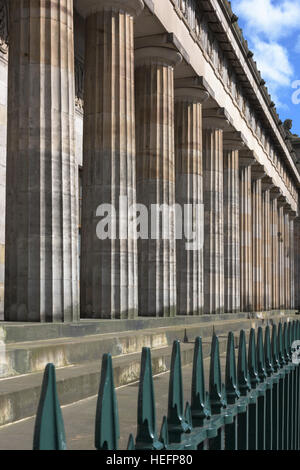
[0,349,228,450]
[0,364,196,450]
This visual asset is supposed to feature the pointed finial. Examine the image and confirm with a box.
[127,434,135,450]
[136,347,163,450]
[225,332,240,404]
[33,364,67,450]
[257,327,267,382]
[209,333,226,414]
[95,354,120,450]
[277,322,285,368]
[167,341,191,443]
[237,330,250,396]
[191,337,210,425]
[264,325,274,377]
[248,329,259,389]
[283,322,290,364]
[271,324,279,372]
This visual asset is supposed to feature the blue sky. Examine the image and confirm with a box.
[230,0,300,136]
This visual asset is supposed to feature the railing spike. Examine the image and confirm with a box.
[277,322,285,368]
[225,331,240,404]
[136,347,163,450]
[287,321,292,357]
[209,333,226,414]
[237,329,251,395]
[283,322,290,364]
[272,323,279,372]
[127,434,135,450]
[159,417,169,449]
[95,354,120,450]
[167,341,191,443]
[265,325,274,377]
[33,364,66,450]
[257,326,267,382]
[248,328,259,389]
[191,337,210,425]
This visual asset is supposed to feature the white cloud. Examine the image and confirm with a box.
[230,0,299,109]
[232,0,300,41]
[252,40,293,87]
[295,35,300,53]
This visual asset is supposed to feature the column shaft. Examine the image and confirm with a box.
[135,47,181,317]
[262,190,271,311]
[81,3,142,318]
[252,178,263,311]
[290,218,295,309]
[203,128,224,314]
[5,0,79,322]
[175,89,206,315]
[224,150,240,313]
[278,206,285,309]
[271,197,279,309]
[295,219,300,310]
[284,212,290,309]
[240,165,253,311]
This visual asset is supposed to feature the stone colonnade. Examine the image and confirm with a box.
[3,0,299,322]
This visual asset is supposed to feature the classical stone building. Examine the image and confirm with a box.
[0,0,300,322]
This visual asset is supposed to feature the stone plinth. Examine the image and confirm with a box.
[5,0,79,322]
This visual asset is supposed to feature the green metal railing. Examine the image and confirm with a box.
[33,320,300,450]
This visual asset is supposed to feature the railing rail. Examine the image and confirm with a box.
[33,320,300,450]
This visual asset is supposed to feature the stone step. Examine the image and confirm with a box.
[0,316,269,378]
[0,311,293,344]
[0,337,226,427]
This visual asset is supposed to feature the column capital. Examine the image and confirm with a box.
[239,149,256,168]
[251,162,266,181]
[270,183,281,200]
[277,194,287,208]
[283,202,292,214]
[289,210,297,219]
[175,76,215,99]
[261,175,275,192]
[202,107,231,131]
[74,0,144,18]
[174,87,209,104]
[223,131,247,151]
[135,46,182,67]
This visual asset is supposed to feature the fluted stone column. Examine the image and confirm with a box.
[174,84,208,315]
[223,133,243,313]
[270,188,280,310]
[80,0,144,319]
[289,213,296,309]
[284,207,291,310]
[5,0,79,322]
[252,180,263,312]
[203,110,229,314]
[295,218,300,310]
[135,47,181,317]
[261,177,273,312]
[277,197,286,309]
[239,153,254,312]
